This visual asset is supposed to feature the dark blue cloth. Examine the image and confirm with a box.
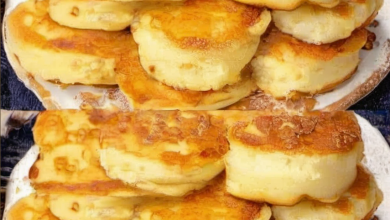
[1,43,45,111]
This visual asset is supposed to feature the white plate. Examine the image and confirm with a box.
[2,113,390,219]
[2,0,390,111]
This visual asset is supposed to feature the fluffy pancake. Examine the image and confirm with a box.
[131,0,271,91]
[5,174,272,220]
[98,110,228,196]
[272,0,383,44]
[116,38,257,110]
[231,0,340,10]
[48,0,139,31]
[225,111,364,205]
[5,0,130,85]
[32,110,228,196]
[252,28,367,98]
[134,173,272,220]
[30,110,153,197]
[272,165,383,220]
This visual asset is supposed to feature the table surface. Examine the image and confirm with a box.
[0,0,389,218]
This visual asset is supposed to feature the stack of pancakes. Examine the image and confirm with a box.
[4,0,383,110]
[4,110,383,219]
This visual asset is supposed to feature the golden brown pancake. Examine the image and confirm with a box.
[134,173,272,220]
[131,0,271,91]
[30,110,153,196]
[116,38,257,110]
[87,110,229,196]
[31,110,229,196]
[5,174,272,220]
[252,27,367,98]
[225,111,364,205]
[48,0,139,31]
[5,194,138,220]
[6,0,257,110]
[272,0,383,44]
[272,165,383,220]
[5,0,130,85]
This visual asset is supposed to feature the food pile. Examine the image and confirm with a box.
[4,110,383,219]
[4,0,383,110]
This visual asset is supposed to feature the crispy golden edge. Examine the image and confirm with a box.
[135,173,268,220]
[257,27,367,61]
[6,0,132,84]
[137,0,266,50]
[116,40,256,109]
[7,0,132,60]
[229,111,362,154]
[33,110,229,169]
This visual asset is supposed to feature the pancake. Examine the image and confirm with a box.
[48,0,139,31]
[116,38,257,110]
[134,173,272,220]
[225,111,364,205]
[272,165,383,220]
[30,110,154,197]
[5,194,59,220]
[252,28,367,98]
[32,110,228,196]
[231,0,340,10]
[5,174,272,220]
[98,110,228,196]
[5,0,130,85]
[131,0,271,91]
[272,0,383,44]
[5,194,138,220]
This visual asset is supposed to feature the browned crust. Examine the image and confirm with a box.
[229,111,362,154]
[116,40,256,110]
[225,91,317,112]
[9,174,268,220]
[141,0,265,50]
[31,181,145,196]
[257,27,367,61]
[136,173,268,220]
[92,110,229,167]
[33,110,229,168]
[349,165,372,199]
[6,0,131,61]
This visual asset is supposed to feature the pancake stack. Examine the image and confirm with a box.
[4,110,383,219]
[4,0,383,110]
